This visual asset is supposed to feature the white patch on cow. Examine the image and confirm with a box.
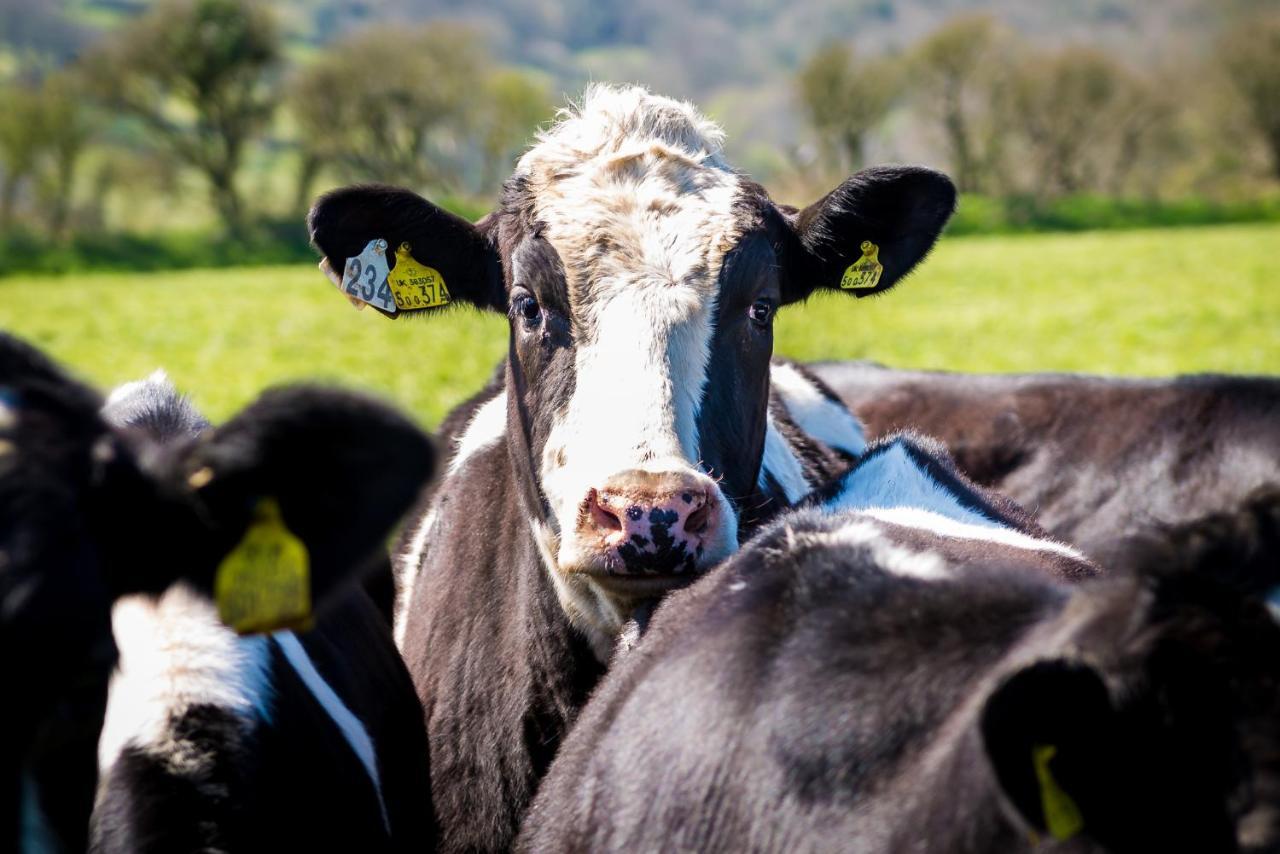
[448,391,507,476]
[513,85,744,649]
[104,368,171,409]
[0,397,16,430]
[799,517,951,580]
[758,413,811,503]
[861,506,1089,563]
[274,632,390,833]
[823,442,999,528]
[98,583,273,776]
[394,506,438,649]
[769,362,866,456]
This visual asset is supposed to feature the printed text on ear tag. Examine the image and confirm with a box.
[340,238,398,313]
[388,242,451,311]
[215,497,313,635]
[840,240,884,290]
[1032,744,1084,841]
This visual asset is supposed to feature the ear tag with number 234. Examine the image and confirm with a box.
[340,238,398,313]
[840,240,883,290]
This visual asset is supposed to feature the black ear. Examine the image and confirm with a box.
[178,386,436,606]
[980,660,1114,843]
[307,184,506,315]
[781,166,956,304]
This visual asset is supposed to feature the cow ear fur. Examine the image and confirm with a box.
[308,184,506,315]
[780,166,956,305]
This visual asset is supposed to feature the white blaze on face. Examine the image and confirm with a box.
[515,85,744,598]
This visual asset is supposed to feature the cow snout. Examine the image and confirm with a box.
[584,471,719,574]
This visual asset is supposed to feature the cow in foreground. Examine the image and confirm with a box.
[813,361,1280,590]
[308,83,955,851]
[520,438,1278,853]
[0,333,436,853]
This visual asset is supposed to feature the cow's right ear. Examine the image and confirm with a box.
[308,184,506,315]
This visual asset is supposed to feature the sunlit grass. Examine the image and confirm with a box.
[1,222,1276,427]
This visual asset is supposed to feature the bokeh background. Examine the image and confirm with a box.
[0,0,1277,424]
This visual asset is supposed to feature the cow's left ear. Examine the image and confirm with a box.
[177,386,436,612]
[779,166,956,304]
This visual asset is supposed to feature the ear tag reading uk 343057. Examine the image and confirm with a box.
[388,242,450,311]
[215,497,313,635]
[340,238,398,313]
[840,240,884,290]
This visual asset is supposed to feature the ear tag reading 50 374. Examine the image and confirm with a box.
[840,240,884,290]
[215,497,313,635]
[388,242,451,311]
[341,238,398,313]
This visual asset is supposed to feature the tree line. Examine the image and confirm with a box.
[798,12,1280,202]
[1,0,1278,245]
[0,0,548,242]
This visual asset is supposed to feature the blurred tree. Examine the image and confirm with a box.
[32,71,97,238]
[798,43,900,172]
[910,15,1003,193]
[1007,48,1161,198]
[0,83,43,228]
[87,0,280,238]
[1219,15,1280,179]
[478,70,550,191]
[288,24,489,204]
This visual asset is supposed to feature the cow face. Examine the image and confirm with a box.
[308,85,955,642]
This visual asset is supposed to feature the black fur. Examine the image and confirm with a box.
[520,509,1280,852]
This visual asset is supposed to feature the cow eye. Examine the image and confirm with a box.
[511,292,542,326]
[748,299,774,328]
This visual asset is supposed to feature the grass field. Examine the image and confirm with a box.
[1,222,1277,428]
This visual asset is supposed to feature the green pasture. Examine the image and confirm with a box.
[1,222,1276,428]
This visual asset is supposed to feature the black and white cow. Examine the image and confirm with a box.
[0,333,436,853]
[307,84,956,851]
[812,362,1280,589]
[519,446,1277,853]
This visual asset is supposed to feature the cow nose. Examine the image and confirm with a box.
[586,473,717,574]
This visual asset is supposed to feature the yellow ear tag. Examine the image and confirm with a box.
[840,240,884,290]
[1032,744,1084,841]
[215,497,312,635]
[387,242,451,311]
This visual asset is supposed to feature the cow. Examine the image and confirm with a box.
[519,455,1279,853]
[306,83,957,851]
[0,333,437,853]
[811,361,1280,588]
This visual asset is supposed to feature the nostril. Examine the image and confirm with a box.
[684,502,712,536]
[590,493,622,533]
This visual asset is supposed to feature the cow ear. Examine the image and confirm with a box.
[980,660,1115,844]
[308,184,506,315]
[780,166,956,304]
[179,386,436,614]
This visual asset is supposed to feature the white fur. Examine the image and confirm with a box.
[512,85,745,650]
[797,518,951,581]
[275,632,390,833]
[769,362,866,456]
[103,368,171,408]
[758,413,811,503]
[824,443,998,528]
[98,584,273,776]
[394,506,438,648]
[447,392,507,476]
[861,506,1090,562]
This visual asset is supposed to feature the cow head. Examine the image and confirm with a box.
[308,85,954,646]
